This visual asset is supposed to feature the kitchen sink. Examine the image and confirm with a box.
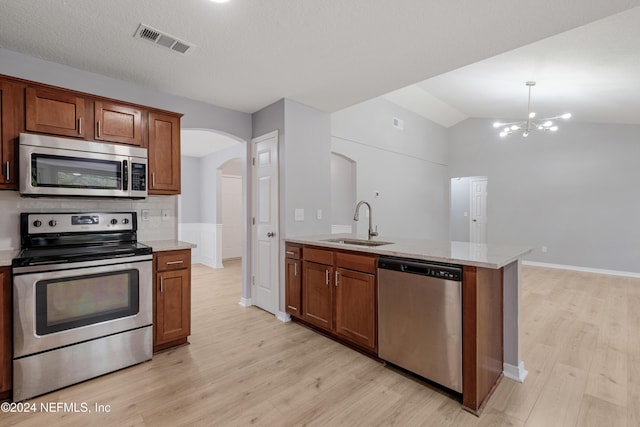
[322,238,393,247]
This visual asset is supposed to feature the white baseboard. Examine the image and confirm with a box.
[523,260,640,278]
[503,361,528,383]
[238,297,252,307]
[276,311,291,322]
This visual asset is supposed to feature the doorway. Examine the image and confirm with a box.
[450,176,488,243]
[178,128,247,280]
[219,159,243,262]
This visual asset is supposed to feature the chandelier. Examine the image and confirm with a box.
[493,81,571,137]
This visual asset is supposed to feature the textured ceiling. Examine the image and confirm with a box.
[1,0,638,117]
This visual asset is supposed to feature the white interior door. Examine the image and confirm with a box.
[470,178,488,243]
[252,131,279,314]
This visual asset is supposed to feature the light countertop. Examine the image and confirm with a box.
[141,240,197,252]
[286,234,532,269]
[0,250,19,267]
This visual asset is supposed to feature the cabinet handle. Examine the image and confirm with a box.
[294,262,297,277]
[286,251,295,255]
[152,172,156,188]
[335,270,339,287]
[4,161,9,181]
[97,120,101,137]
[78,117,82,135]
[287,305,297,312]
[325,270,329,286]
[166,260,184,265]
[160,276,164,292]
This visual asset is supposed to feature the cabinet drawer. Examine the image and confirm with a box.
[335,251,377,274]
[285,244,301,259]
[155,250,191,272]
[303,246,333,265]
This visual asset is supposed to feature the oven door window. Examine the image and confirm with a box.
[31,154,122,190]
[35,269,139,335]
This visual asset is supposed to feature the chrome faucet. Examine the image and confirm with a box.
[353,200,378,240]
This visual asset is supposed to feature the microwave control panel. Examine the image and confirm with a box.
[131,162,147,191]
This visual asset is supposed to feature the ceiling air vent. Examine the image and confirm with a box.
[134,24,195,55]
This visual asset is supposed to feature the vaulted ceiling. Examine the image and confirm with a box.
[1,1,639,126]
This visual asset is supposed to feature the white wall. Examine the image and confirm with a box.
[449,118,640,274]
[331,98,450,240]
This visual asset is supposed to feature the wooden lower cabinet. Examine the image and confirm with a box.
[335,267,376,350]
[285,257,302,316]
[290,245,378,354]
[153,250,191,352]
[0,267,11,399]
[302,261,334,330]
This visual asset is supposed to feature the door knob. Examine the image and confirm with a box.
[472,219,477,222]
[267,232,275,237]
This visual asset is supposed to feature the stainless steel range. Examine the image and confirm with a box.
[11,212,153,401]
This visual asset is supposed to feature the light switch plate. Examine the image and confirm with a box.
[316,209,322,220]
[295,208,304,221]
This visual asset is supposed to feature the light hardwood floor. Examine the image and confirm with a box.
[2,261,640,426]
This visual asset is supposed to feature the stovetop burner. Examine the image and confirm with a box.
[12,242,152,267]
[13,211,151,267]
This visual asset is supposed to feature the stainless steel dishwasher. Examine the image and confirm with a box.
[378,256,463,392]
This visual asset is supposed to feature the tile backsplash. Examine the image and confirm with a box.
[0,191,177,249]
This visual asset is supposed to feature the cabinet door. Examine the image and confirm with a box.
[95,101,143,146]
[155,268,191,345]
[25,87,86,138]
[148,112,180,194]
[302,261,333,331]
[0,81,18,189]
[0,267,11,396]
[285,258,302,317]
[335,268,376,351]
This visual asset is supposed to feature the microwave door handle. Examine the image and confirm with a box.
[123,160,128,191]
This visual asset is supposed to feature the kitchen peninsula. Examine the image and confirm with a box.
[285,234,532,415]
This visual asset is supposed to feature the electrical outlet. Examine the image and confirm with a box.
[541,246,547,253]
[161,209,170,222]
[316,209,322,220]
[141,209,150,221]
[294,208,304,221]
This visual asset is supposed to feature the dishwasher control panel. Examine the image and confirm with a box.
[378,257,462,281]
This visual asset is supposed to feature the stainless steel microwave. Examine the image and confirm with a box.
[19,133,147,199]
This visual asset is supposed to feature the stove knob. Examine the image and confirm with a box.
[122,218,130,224]
[110,218,118,225]
[33,220,42,228]
[49,220,57,227]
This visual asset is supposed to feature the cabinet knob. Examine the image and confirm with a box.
[267,232,275,238]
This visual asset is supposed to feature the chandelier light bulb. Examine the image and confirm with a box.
[529,112,536,118]
[510,125,519,130]
[550,126,558,132]
[499,131,507,137]
[561,113,572,119]
[493,122,502,128]
[523,131,529,137]
[543,121,553,127]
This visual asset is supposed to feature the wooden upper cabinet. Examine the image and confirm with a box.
[25,87,86,138]
[94,101,143,146]
[148,112,181,195]
[0,80,19,189]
